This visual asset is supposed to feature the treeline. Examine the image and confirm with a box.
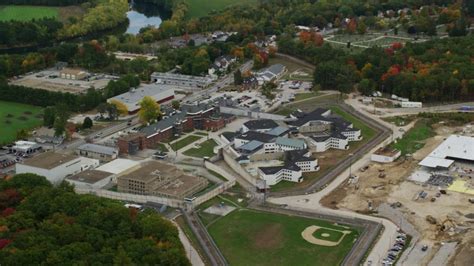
[0,19,63,46]
[0,0,88,5]
[0,174,190,265]
[0,74,139,112]
[278,34,474,103]
[0,0,128,47]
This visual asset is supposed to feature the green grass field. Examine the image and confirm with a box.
[208,209,359,265]
[0,5,58,21]
[294,92,322,101]
[170,135,202,151]
[0,101,43,144]
[185,0,258,18]
[390,119,434,155]
[183,139,217,157]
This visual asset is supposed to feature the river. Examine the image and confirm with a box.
[126,1,168,34]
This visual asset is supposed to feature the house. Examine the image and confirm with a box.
[242,76,258,90]
[59,68,88,80]
[401,101,422,108]
[107,84,175,114]
[287,108,362,152]
[258,149,319,186]
[256,64,286,85]
[211,31,237,42]
[16,151,99,185]
[208,55,236,78]
[117,161,208,199]
[76,143,118,162]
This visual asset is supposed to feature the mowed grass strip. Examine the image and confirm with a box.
[329,106,376,140]
[294,92,322,101]
[185,0,257,18]
[390,119,434,155]
[208,209,359,266]
[170,135,202,151]
[183,139,217,157]
[0,101,43,144]
[0,5,58,21]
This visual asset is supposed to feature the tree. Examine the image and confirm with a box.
[357,20,367,35]
[110,99,128,116]
[138,96,162,124]
[43,107,56,127]
[171,100,180,110]
[358,79,375,96]
[82,117,93,129]
[16,129,29,140]
[234,69,243,85]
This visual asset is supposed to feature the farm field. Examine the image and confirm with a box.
[208,209,359,265]
[0,101,43,144]
[185,0,257,18]
[0,5,58,21]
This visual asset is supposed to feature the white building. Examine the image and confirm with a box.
[255,64,286,85]
[96,158,141,183]
[16,151,99,185]
[287,108,362,152]
[419,135,474,169]
[10,141,41,154]
[401,101,422,108]
[371,147,401,163]
[258,149,318,186]
[76,143,118,162]
[107,83,175,114]
[66,169,114,189]
[150,72,212,88]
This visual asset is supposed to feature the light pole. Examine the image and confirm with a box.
[174,133,179,163]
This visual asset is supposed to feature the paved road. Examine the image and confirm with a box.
[172,220,205,266]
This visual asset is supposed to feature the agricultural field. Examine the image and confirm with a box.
[0,101,43,144]
[0,5,58,21]
[185,0,257,18]
[208,209,359,266]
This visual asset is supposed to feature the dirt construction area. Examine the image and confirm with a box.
[321,123,474,265]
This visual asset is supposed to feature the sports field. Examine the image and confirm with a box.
[0,101,43,144]
[208,209,359,265]
[185,0,257,18]
[0,5,58,21]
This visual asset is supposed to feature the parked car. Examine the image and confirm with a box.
[421,245,428,251]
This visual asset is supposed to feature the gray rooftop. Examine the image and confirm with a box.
[275,137,306,149]
[108,84,174,106]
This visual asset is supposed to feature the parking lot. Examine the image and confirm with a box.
[9,69,117,94]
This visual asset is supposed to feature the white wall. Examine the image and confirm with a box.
[371,151,401,163]
[401,101,422,108]
[16,157,99,185]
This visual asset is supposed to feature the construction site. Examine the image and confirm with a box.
[321,119,474,265]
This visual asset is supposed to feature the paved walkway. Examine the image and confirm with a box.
[172,220,205,266]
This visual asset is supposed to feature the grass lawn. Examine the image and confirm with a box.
[390,119,434,155]
[382,115,416,127]
[0,101,43,144]
[153,142,169,152]
[183,139,217,157]
[170,135,202,151]
[194,131,209,136]
[294,92,322,101]
[185,0,257,18]
[175,215,211,265]
[274,93,340,116]
[208,209,359,266]
[0,5,58,21]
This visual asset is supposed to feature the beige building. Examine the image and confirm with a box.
[60,68,88,80]
[117,161,208,199]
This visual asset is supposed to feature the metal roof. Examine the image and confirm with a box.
[419,135,474,168]
[267,126,289,136]
[77,143,118,156]
[275,137,306,149]
[239,140,264,151]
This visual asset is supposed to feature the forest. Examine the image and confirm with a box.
[0,0,88,5]
[0,174,190,265]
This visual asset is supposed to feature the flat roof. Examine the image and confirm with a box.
[67,170,112,184]
[108,83,174,106]
[419,135,474,168]
[120,161,178,182]
[155,174,206,197]
[96,158,141,175]
[21,151,79,169]
[374,147,400,157]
